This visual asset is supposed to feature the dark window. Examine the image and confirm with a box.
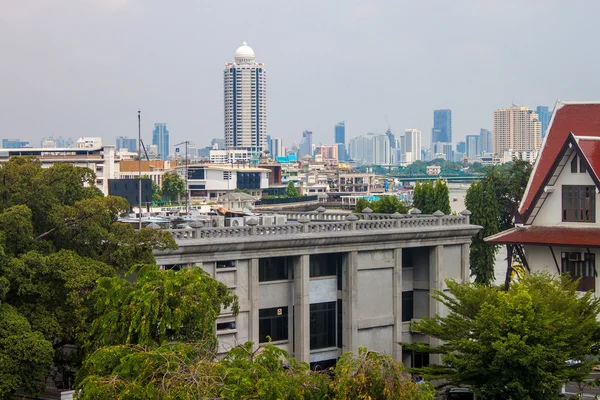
[562,252,595,292]
[571,156,578,173]
[310,302,336,349]
[337,299,343,348]
[562,185,595,222]
[259,257,291,282]
[217,321,236,331]
[402,248,414,268]
[402,291,414,322]
[188,167,205,179]
[259,306,288,343]
[237,172,261,189]
[217,260,236,269]
[580,157,587,174]
[412,351,430,368]
[310,253,342,277]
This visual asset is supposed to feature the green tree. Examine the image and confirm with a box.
[413,179,450,214]
[84,265,239,352]
[432,178,451,214]
[0,303,54,400]
[405,272,600,400]
[465,180,499,284]
[161,172,185,202]
[286,181,300,197]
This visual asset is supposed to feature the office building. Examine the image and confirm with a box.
[465,135,480,160]
[270,137,284,158]
[116,136,137,153]
[335,122,346,161]
[152,123,170,160]
[403,129,422,164]
[314,145,338,161]
[385,129,395,148]
[433,142,453,161]
[536,106,552,138]
[2,139,29,148]
[348,134,374,164]
[493,106,541,158]
[211,138,226,150]
[432,109,452,143]
[373,133,391,165]
[224,42,267,154]
[298,130,313,159]
[456,141,466,154]
[479,129,492,154]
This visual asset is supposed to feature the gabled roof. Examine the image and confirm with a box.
[486,226,600,247]
[519,101,600,219]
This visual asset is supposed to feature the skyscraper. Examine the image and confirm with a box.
[403,129,422,163]
[152,123,169,160]
[456,141,466,154]
[373,133,391,165]
[298,130,313,158]
[116,136,137,152]
[493,106,541,155]
[465,135,480,159]
[432,109,452,143]
[479,128,492,154]
[270,137,283,158]
[536,106,552,138]
[335,121,346,161]
[224,41,267,153]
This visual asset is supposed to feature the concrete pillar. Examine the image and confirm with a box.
[248,258,259,349]
[294,255,310,363]
[429,246,444,364]
[393,248,403,361]
[461,243,470,283]
[342,251,358,354]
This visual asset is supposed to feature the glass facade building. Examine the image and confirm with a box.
[432,109,452,143]
[152,123,169,160]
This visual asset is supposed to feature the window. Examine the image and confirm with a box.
[562,185,595,222]
[310,302,336,349]
[562,252,595,292]
[217,260,236,269]
[571,156,578,173]
[310,253,342,278]
[402,291,414,322]
[217,321,236,331]
[259,257,291,282]
[259,306,288,343]
[571,154,587,174]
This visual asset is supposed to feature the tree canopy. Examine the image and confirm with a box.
[161,171,185,202]
[355,195,409,214]
[412,178,451,214]
[404,272,600,400]
[286,181,300,197]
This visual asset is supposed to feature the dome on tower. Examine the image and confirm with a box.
[234,41,255,63]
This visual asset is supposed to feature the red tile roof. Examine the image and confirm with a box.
[519,102,600,218]
[578,138,600,182]
[485,226,600,247]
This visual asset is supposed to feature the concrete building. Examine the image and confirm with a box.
[152,123,170,160]
[348,134,374,164]
[270,137,284,159]
[493,106,541,159]
[432,109,452,143]
[298,130,313,159]
[487,101,600,294]
[118,160,171,187]
[314,145,338,161]
[155,209,479,367]
[224,42,267,154]
[209,149,252,164]
[465,135,480,160]
[403,129,422,164]
[2,139,29,148]
[373,133,391,165]
[479,128,493,154]
[116,136,137,153]
[176,164,269,199]
[433,142,453,161]
[335,122,347,161]
[456,141,466,155]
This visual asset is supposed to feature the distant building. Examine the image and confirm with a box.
[348,134,374,164]
[76,137,102,148]
[116,136,137,152]
[224,42,267,153]
[209,149,252,164]
[335,121,347,161]
[152,123,170,160]
[1,139,29,148]
[314,145,338,161]
[536,106,552,138]
[270,137,284,158]
[479,128,493,154]
[385,128,395,148]
[211,138,226,150]
[403,129,422,164]
[493,106,541,159]
[432,109,452,143]
[373,134,391,165]
[456,141,466,154]
[465,135,480,159]
[426,165,441,176]
[433,142,453,161]
[298,130,313,159]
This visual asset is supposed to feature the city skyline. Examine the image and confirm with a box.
[2,1,600,149]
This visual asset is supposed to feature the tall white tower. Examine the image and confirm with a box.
[224,42,267,154]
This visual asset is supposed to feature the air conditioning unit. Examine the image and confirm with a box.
[276,216,287,225]
[228,217,245,227]
[261,216,275,226]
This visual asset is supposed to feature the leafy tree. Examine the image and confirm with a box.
[286,181,300,197]
[332,347,435,399]
[0,303,54,400]
[413,179,450,214]
[84,265,239,352]
[465,180,499,284]
[161,172,185,202]
[432,178,451,214]
[354,196,408,214]
[405,272,600,400]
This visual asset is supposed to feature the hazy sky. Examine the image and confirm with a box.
[2,0,600,151]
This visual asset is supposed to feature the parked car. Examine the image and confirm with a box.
[441,387,475,400]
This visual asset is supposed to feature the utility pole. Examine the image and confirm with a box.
[138,110,142,230]
[175,141,193,215]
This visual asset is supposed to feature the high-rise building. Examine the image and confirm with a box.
[270,137,284,158]
[432,109,452,143]
[536,106,552,138]
[1,139,29,148]
[403,129,422,163]
[493,106,541,157]
[479,129,492,154]
[348,134,374,164]
[456,141,466,154]
[152,123,170,160]
[335,121,346,161]
[373,133,391,165]
[211,138,226,150]
[298,130,313,159]
[385,129,395,148]
[116,136,137,152]
[465,135,480,159]
[433,142,453,161]
[224,42,267,153]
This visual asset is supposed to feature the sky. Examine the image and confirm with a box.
[2,0,600,151]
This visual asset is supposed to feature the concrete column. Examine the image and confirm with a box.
[461,243,470,283]
[392,248,403,361]
[294,255,310,363]
[429,246,444,364]
[248,258,259,349]
[342,251,358,354]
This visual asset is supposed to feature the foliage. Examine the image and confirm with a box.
[404,272,600,400]
[355,196,408,214]
[161,172,185,202]
[85,265,239,352]
[286,181,300,197]
[490,160,533,231]
[413,178,451,214]
[332,347,435,400]
[0,303,54,400]
[465,180,499,284]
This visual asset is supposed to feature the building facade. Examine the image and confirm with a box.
[536,106,552,138]
[479,128,493,154]
[432,109,452,143]
[1,139,29,148]
[270,137,284,159]
[152,123,170,160]
[224,42,267,154]
[403,129,422,164]
[116,136,137,153]
[493,106,541,158]
[335,122,346,161]
[465,135,480,160]
[298,130,313,159]
[176,164,269,199]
